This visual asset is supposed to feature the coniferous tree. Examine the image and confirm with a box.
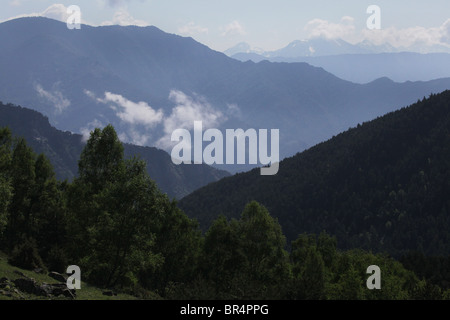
[6,138,36,250]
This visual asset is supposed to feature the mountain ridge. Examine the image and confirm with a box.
[2,17,450,174]
[231,51,450,84]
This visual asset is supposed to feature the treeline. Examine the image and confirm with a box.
[0,125,448,300]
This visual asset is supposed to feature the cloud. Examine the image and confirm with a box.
[4,4,70,23]
[2,3,89,25]
[305,16,356,40]
[85,90,162,146]
[41,3,71,22]
[157,90,226,149]
[178,22,209,36]
[359,22,450,51]
[96,92,163,127]
[80,119,105,142]
[440,19,450,43]
[226,103,242,120]
[101,9,150,26]
[35,84,70,114]
[221,20,246,37]
[101,9,149,27]
[4,3,148,27]
[85,89,226,149]
[118,128,151,146]
[304,16,450,52]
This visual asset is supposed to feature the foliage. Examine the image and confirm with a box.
[197,201,291,299]
[67,126,162,287]
[8,238,46,271]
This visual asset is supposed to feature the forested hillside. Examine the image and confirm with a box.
[180,90,450,257]
[2,123,447,300]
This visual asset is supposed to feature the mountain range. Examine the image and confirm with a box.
[225,37,450,59]
[231,51,450,84]
[2,17,450,173]
[227,39,450,83]
[224,38,396,58]
[179,90,450,257]
[0,101,229,199]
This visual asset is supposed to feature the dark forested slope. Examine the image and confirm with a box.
[179,91,450,256]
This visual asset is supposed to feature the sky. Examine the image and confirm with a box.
[2,0,450,52]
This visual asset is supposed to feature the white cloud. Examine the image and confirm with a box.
[41,3,71,22]
[84,89,226,149]
[178,22,209,36]
[4,4,69,23]
[119,128,150,146]
[35,84,70,114]
[156,90,225,149]
[226,103,242,120]
[304,16,450,52]
[221,20,246,37]
[440,19,450,43]
[97,92,163,127]
[101,9,150,27]
[305,16,356,41]
[83,89,97,100]
[361,26,440,48]
[85,90,162,146]
[2,3,89,25]
[80,119,104,142]
[4,3,149,27]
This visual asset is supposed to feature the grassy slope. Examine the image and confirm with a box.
[0,251,139,300]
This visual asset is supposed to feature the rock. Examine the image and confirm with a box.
[0,277,9,289]
[10,275,76,299]
[48,271,66,283]
[38,283,54,297]
[13,278,38,295]
[33,268,44,274]
[0,289,13,297]
[51,283,76,299]
[13,288,25,299]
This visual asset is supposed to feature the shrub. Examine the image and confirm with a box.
[8,238,46,271]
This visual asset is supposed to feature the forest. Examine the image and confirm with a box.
[180,91,450,258]
[0,122,449,300]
